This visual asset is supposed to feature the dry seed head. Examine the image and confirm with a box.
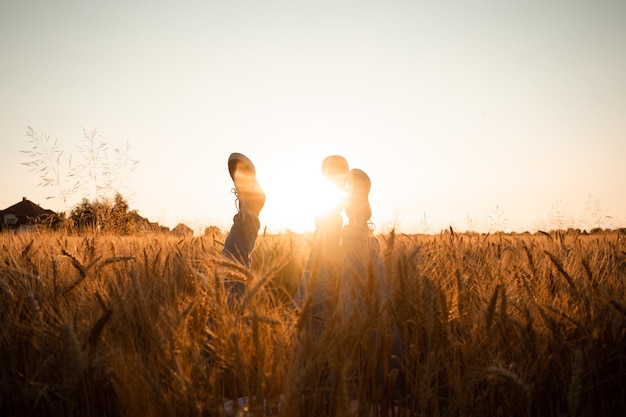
[485,365,531,403]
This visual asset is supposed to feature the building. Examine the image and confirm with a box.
[0,197,57,231]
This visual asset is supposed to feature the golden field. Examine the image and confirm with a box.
[0,229,624,417]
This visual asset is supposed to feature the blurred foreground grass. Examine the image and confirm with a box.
[0,229,624,416]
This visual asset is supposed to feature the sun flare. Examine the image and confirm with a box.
[258,159,348,234]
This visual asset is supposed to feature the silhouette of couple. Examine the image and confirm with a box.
[221,152,386,317]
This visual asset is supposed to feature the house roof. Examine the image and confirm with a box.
[1,197,56,222]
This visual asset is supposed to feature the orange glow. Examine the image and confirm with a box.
[259,160,349,234]
[311,176,348,219]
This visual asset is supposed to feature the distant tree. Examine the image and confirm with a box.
[172,223,193,238]
[204,225,222,239]
[70,198,106,231]
[109,192,139,234]
[69,192,138,234]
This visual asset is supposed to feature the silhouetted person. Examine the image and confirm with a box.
[293,155,404,414]
[297,155,386,326]
[220,152,265,303]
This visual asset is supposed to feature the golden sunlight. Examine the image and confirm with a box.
[259,160,348,234]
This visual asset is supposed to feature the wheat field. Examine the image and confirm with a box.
[0,228,624,417]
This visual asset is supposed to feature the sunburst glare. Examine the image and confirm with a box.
[259,164,348,234]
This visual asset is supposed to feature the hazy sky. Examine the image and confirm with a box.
[1,0,625,234]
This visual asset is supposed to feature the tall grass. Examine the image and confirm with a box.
[0,229,624,416]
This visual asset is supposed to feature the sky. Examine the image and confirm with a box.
[1,0,625,234]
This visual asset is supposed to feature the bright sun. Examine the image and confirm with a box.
[258,156,348,234]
